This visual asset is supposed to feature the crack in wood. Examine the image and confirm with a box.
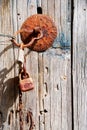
[56,84,59,90]
[45,67,49,74]
[0,112,3,129]
[44,82,48,97]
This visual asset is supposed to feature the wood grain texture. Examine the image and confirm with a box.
[0,0,19,129]
[53,0,71,48]
[43,49,71,130]
[73,0,87,130]
[0,0,71,130]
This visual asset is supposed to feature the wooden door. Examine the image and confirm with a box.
[73,0,87,130]
[0,0,71,130]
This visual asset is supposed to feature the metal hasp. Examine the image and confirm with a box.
[12,14,57,52]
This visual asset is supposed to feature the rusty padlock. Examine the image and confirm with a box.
[19,70,34,92]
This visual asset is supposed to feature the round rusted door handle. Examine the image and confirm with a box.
[20,14,57,52]
[11,14,57,52]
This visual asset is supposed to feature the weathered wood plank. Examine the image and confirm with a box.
[73,0,87,130]
[43,53,51,130]
[41,1,71,129]
[0,0,19,129]
[41,0,48,14]
[43,49,71,130]
[38,53,44,130]
[16,1,39,130]
[54,0,61,34]
[53,0,71,48]
[27,0,37,16]
[11,1,20,130]
[47,0,55,21]
[37,0,41,7]
[24,51,39,130]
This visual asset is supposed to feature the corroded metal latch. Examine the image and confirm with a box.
[11,14,57,52]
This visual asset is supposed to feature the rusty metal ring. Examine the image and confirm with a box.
[11,27,43,49]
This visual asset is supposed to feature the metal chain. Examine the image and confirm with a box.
[19,90,24,130]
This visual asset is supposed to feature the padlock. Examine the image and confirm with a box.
[18,48,24,63]
[19,71,34,92]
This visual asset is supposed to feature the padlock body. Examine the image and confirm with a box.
[18,49,24,63]
[19,77,34,92]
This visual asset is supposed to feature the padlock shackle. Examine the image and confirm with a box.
[19,66,30,80]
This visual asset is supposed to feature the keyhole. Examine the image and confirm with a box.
[37,7,42,14]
